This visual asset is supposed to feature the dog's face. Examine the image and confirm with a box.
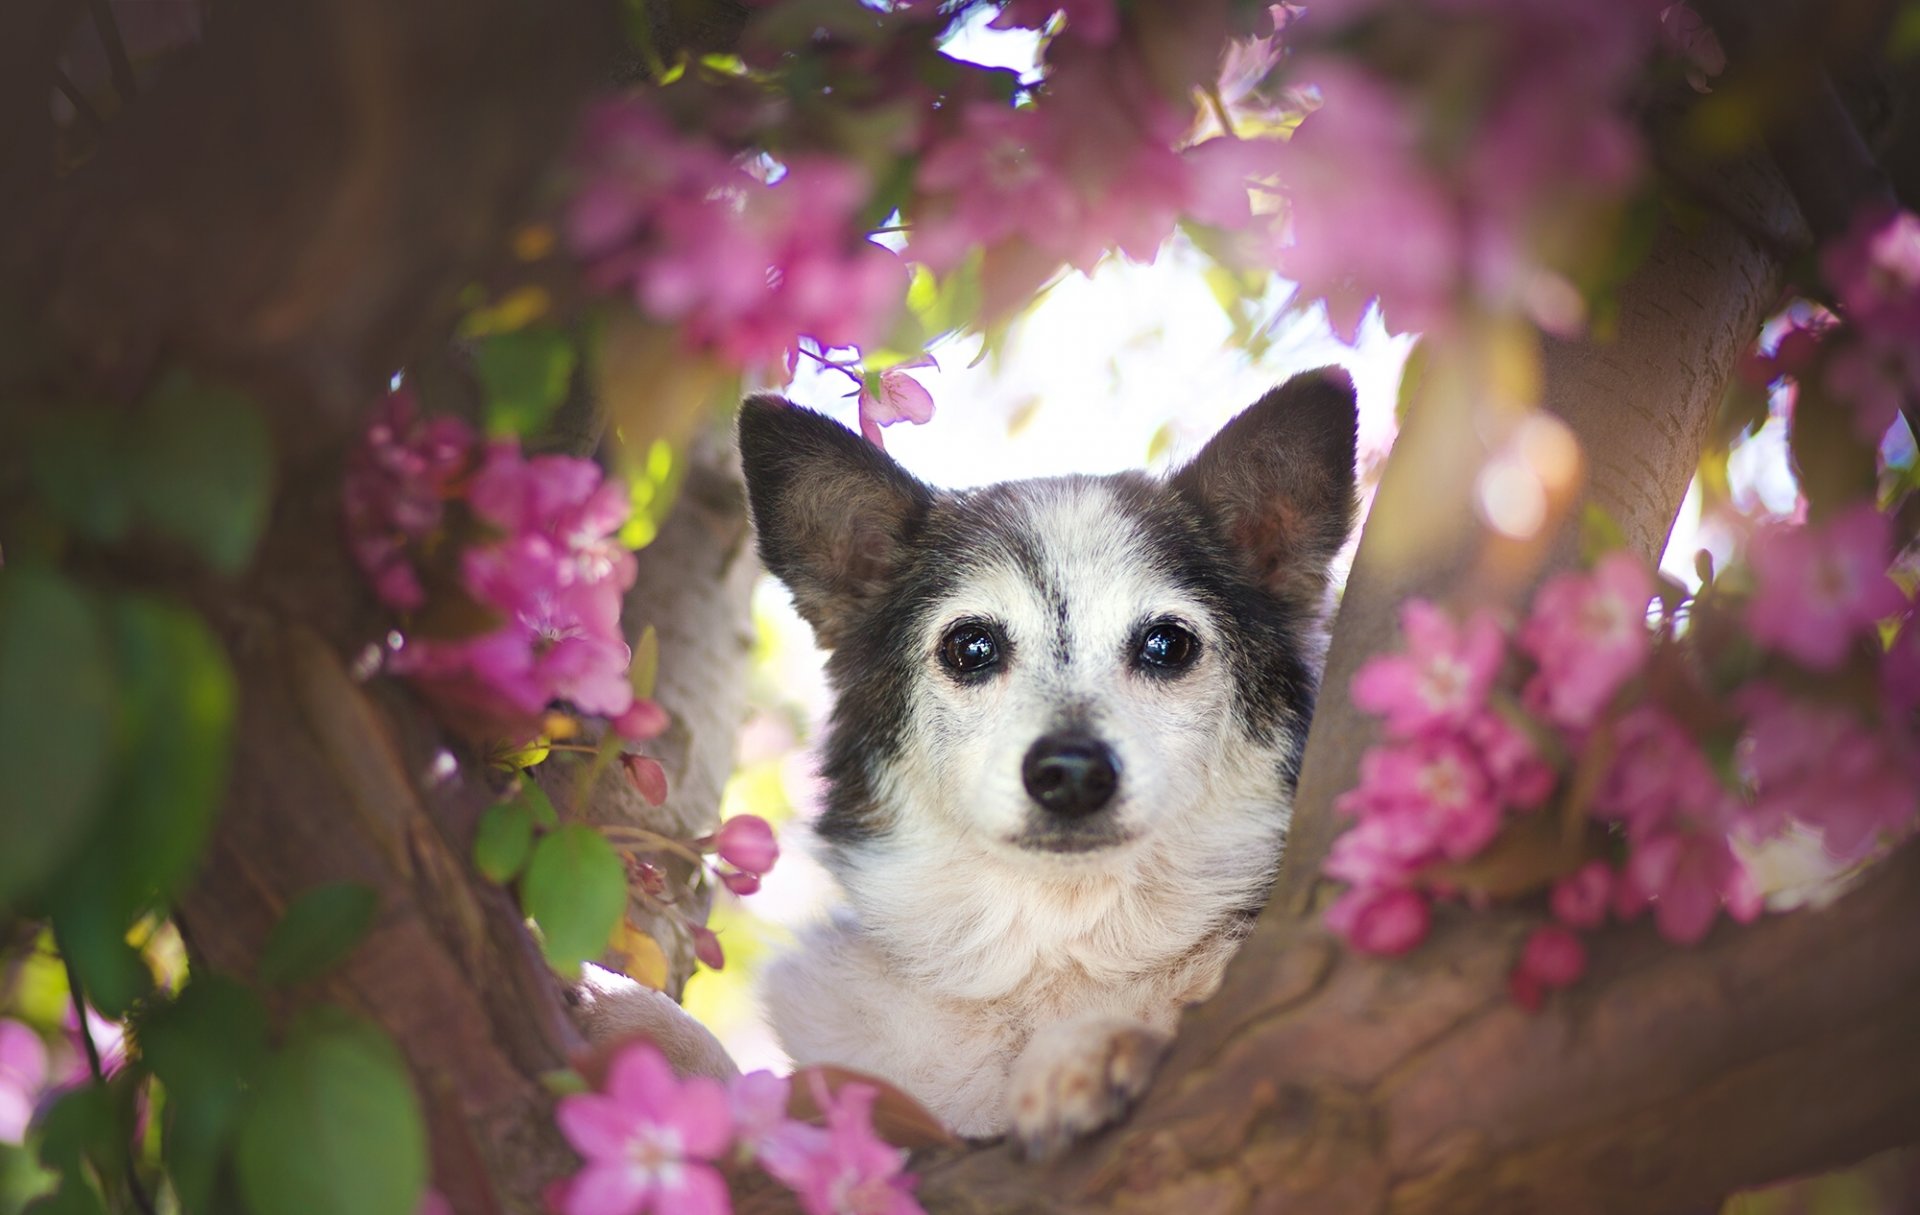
[738,369,1358,873]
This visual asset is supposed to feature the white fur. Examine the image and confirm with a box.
[766,479,1305,1144]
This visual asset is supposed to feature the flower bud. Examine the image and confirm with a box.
[712,814,778,876]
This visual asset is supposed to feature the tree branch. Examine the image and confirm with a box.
[725,839,1920,1214]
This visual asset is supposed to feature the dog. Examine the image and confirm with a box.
[736,366,1359,1157]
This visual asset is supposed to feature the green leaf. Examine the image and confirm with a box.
[33,1085,118,1182]
[522,824,626,977]
[475,327,577,439]
[473,800,535,884]
[51,595,236,939]
[137,372,274,574]
[234,1009,427,1215]
[21,1180,107,1215]
[138,976,268,1213]
[0,567,116,911]
[27,410,137,544]
[256,883,379,987]
[512,777,558,828]
[50,907,151,1020]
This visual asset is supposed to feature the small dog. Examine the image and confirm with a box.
[737,367,1358,1156]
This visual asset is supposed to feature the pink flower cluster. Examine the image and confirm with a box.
[906,56,1265,280]
[1819,207,1920,443]
[1270,0,1663,338]
[1327,535,1919,1001]
[553,1043,922,1215]
[568,101,903,373]
[344,389,641,734]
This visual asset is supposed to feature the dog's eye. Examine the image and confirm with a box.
[940,623,1002,676]
[1136,622,1199,672]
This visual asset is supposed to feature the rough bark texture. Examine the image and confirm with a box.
[755,838,1919,1215]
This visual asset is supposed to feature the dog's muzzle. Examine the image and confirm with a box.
[1021,732,1119,817]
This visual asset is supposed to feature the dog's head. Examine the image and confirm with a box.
[738,369,1357,875]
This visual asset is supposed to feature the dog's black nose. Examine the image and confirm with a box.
[1022,733,1119,817]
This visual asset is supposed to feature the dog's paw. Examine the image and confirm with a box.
[1006,1017,1170,1161]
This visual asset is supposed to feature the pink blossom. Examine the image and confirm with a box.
[1325,886,1431,956]
[712,815,779,876]
[759,1075,924,1215]
[1550,861,1614,929]
[908,104,1080,273]
[1351,601,1507,737]
[385,442,639,726]
[1592,706,1726,839]
[856,357,938,450]
[1518,553,1654,729]
[1823,206,1920,321]
[569,102,902,370]
[691,923,726,971]
[621,754,670,807]
[613,700,671,743]
[1746,504,1907,670]
[419,1191,455,1215]
[1659,3,1726,92]
[0,1019,48,1144]
[1461,709,1556,810]
[1884,614,1920,715]
[720,871,762,896]
[1508,924,1587,1011]
[1823,328,1920,444]
[1336,736,1503,861]
[342,388,476,611]
[554,1043,733,1215]
[1619,829,1760,946]
[1742,688,1918,861]
[728,1071,793,1157]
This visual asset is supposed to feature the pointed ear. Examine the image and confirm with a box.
[737,394,934,648]
[1170,367,1359,604]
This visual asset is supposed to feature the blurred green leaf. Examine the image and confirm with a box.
[138,372,274,575]
[512,777,558,828]
[0,1142,58,1211]
[49,910,150,1020]
[234,1009,427,1215]
[0,567,116,911]
[20,1179,107,1215]
[138,975,268,1213]
[27,411,136,544]
[33,1085,118,1183]
[475,327,577,439]
[256,883,379,987]
[473,801,535,884]
[522,824,626,977]
[49,595,236,974]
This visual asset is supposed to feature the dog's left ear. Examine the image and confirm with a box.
[1170,366,1359,604]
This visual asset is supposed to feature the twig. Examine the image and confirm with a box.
[83,0,136,103]
[50,63,104,134]
[60,955,158,1215]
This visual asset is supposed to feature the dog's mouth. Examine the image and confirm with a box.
[1006,819,1135,855]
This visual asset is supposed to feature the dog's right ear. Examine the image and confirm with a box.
[737,394,934,649]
